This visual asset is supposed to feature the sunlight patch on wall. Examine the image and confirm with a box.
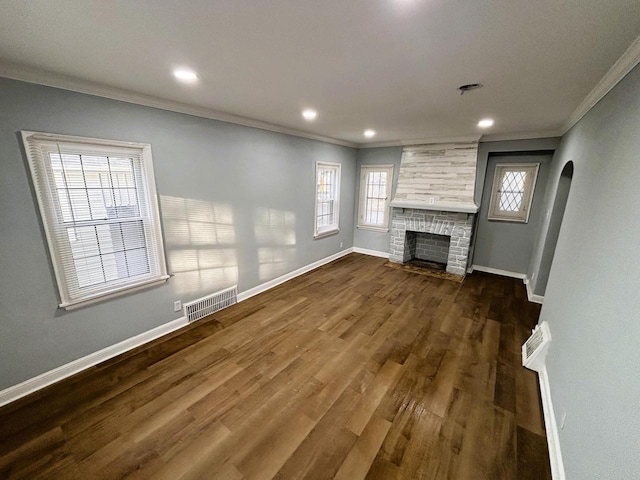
[254,207,297,281]
[161,195,238,297]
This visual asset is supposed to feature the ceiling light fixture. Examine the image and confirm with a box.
[478,118,494,128]
[364,129,376,138]
[302,109,317,121]
[173,69,198,82]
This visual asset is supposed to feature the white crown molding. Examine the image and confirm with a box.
[0,61,357,149]
[480,130,563,143]
[562,33,640,134]
[357,135,482,149]
[3,32,639,151]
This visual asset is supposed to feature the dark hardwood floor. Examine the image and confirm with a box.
[0,253,551,479]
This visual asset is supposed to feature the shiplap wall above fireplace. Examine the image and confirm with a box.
[390,143,479,213]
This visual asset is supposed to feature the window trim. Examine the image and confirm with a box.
[487,162,540,223]
[22,131,169,310]
[313,161,341,239]
[357,164,394,232]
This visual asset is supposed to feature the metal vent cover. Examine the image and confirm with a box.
[183,285,237,323]
[522,321,552,372]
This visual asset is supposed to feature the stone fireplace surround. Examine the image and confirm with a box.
[389,207,474,276]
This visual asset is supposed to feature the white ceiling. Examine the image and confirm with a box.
[1,0,640,146]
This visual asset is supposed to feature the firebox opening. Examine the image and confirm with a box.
[404,231,450,271]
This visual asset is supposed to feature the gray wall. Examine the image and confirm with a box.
[474,138,561,205]
[352,139,561,262]
[472,153,552,274]
[0,77,356,389]
[531,64,640,479]
[533,162,573,295]
[352,146,402,252]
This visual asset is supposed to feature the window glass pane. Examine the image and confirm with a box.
[316,164,340,233]
[499,170,527,212]
[49,153,140,223]
[361,168,389,227]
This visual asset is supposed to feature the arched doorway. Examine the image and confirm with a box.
[535,161,574,296]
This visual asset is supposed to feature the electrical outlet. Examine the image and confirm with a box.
[429,197,435,205]
[560,409,567,429]
[173,300,182,312]
[340,241,344,248]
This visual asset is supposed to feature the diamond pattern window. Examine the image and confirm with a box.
[314,162,341,238]
[358,165,394,231]
[22,131,168,310]
[488,163,540,222]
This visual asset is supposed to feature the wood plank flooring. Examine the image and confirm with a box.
[0,253,551,479]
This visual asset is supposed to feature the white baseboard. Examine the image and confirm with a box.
[472,265,544,304]
[0,248,355,407]
[524,278,545,304]
[0,316,188,408]
[539,366,566,480]
[237,247,353,302]
[352,247,390,259]
[471,264,527,280]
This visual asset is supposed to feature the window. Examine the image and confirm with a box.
[22,131,168,309]
[488,163,540,222]
[358,165,393,231]
[314,162,341,238]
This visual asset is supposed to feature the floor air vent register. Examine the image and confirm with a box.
[183,285,238,323]
[522,321,552,372]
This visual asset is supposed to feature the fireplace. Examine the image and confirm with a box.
[389,208,474,276]
[388,142,480,277]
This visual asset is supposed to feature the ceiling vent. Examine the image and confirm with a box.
[458,83,483,95]
[522,321,552,372]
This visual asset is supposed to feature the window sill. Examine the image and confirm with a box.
[357,225,389,233]
[314,228,340,240]
[60,275,170,310]
[487,216,528,223]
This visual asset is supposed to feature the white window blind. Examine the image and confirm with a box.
[358,165,393,231]
[22,131,168,309]
[314,162,341,238]
[488,163,540,223]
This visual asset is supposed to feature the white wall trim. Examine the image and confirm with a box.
[0,61,357,149]
[480,130,563,142]
[562,33,640,134]
[237,247,353,302]
[471,264,527,280]
[0,316,188,408]
[352,247,390,258]
[472,266,545,304]
[0,247,355,408]
[357,135,482,149]
[524,277,545,304]
[2,34,640,150]
[539,366,566,480]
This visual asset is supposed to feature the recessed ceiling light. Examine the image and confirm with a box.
[478,118,494,128]
[364,129,376,138]
[302,109,317,121]
[173,69,198,82]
